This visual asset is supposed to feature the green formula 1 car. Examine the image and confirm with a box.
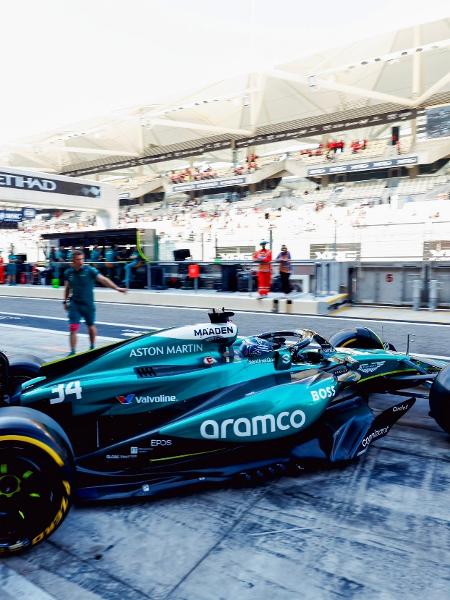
[0,309,448,555]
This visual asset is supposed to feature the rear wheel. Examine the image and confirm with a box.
[0,435,72,555]
[329,327,385,350]
[429,365,450,434]
[8,357,42,399]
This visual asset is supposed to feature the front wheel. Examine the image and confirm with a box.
[429,365,450,434]
[0,430,72,555]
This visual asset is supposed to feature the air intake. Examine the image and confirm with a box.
[135,366,157,378]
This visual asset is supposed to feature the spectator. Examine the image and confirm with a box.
[276,244,292,295]
[104,244,118,281]
[253,241,272,298]
[123,249,142,289]
[49,247,62,281]
[56,246,66,270]
[351,139,367,154]
[90,245,102,266]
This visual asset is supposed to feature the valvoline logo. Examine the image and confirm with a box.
[117,393,135,405]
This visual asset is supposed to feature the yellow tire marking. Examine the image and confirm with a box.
[0,435,64,467]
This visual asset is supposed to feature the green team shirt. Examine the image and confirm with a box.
[64,265,99,304]
[105,248,117,262]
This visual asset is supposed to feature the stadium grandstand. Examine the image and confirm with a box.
[1,17,449,295]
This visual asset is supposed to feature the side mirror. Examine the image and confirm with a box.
[294,338,311,351]
[344,355,360,369]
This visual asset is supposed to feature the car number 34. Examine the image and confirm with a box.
[50,380,83,404]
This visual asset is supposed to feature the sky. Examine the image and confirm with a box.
[0,0,448,144]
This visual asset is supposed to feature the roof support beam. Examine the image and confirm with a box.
[0,148,59,171]
[149,118,252,136]
[3,143,139,157]
[412,26,422,99]
[0,164,57,172]
[138,89,258,122]
[249,73,266,133]
[414,70,450,106]
[268,69,416,108]
[57,146,140,157]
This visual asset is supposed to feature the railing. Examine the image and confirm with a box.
[146,260,316,295]
[3,259,450,308]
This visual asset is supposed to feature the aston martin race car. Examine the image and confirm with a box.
[0,309,449,555]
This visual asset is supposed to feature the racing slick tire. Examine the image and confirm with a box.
[8,354,42,398]
[429,364,450,434]
[0,407,73,555]
[329,327,385,350]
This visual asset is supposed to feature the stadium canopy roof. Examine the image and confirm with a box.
[1,17,449,191]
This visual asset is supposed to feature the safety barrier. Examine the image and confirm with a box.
[2,259,449,309]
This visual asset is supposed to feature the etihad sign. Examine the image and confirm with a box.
[0,173,57,192]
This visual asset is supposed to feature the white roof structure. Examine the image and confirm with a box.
[1,17,449,191]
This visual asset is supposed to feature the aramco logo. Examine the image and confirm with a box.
[200,410,306,439]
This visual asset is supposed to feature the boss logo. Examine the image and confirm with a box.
[310,385,336,401]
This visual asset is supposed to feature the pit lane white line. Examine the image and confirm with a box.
[0,312,158,330]
[411,352,450,361]
[0,323,119,341]
[0,564,55,600]
[1,297,448,327]
[103,306,450,327]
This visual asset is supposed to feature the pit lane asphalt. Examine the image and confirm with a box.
[0,297,449,600]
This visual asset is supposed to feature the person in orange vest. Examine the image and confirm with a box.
[253,241,272,298]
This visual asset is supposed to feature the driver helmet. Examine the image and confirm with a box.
[239,336,273,358]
